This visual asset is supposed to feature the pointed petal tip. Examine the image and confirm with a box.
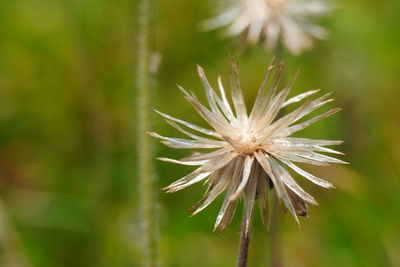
[325,91,334,97]
[333,157,350,164]
[165,188,177,193]
[323,139,344,146]
[268,64,275,71]
[189,212,197,218]
[156,157,176,163]
[177,84,190,96]
[311,199,319,206]
[270,56,276,65]
[147,131,160,138]
[293,214,300,226]
[161,185,169,191]
[162,182,184,192]
[153,109,170,117]
[196,64,204,74]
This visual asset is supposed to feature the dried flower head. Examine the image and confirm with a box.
[150,60,345,233]
[203,0,332,54]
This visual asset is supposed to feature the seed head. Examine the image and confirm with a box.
[150,59,346,233]
[202,0,332,54]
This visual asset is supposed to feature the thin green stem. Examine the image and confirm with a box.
[136,0,159,266]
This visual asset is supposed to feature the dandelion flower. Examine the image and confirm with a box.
[203,0,332,54]
[150,60,345,234]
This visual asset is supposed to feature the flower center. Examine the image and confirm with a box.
[233,130,263,155]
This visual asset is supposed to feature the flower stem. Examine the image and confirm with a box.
[136,0,159,266]
[237,210,251,267]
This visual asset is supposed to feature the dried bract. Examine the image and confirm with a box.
[150,60,345,233]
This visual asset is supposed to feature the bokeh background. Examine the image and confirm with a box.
[0,0,399,266]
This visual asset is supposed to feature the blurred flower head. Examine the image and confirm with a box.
[203,0,332,54]
[150,59,345,233]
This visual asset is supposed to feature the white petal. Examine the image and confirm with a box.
[148,132,224,149]
[200,8,240,30]
[279,107,341,137]
[292,92,335,123]
[280,159,334,188]
[226,13,250,37]
[165,171,212,193]
[243,173,258,235]
[268,157,318,205]
[164,119,226,146]
[289,1,332,16]
[230,156,254,201]
[273,137,343,146]
[257,165,270,231]
[297,151,348,165]
[262,100,311,137]
[214,157,243,231]
[157,157,208,166]
[154,110,222,138]
[265,21,280,50]
[197,65,226,121]
[272,151,329,166]
[255,71,298,131]
[191,162,234,215]
[165,152,236,192]
[282,89,320,108]
[217,77,234,115]
[184,92,235,136]
[230,60,248,124]
[281,17,313,54]
[254,151,299,224]
[313,146,345,155]
[248,16,264,43]
[249,59,276,123]
[183,147,233,161]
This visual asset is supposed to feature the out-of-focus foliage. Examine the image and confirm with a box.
[0,0,399,266]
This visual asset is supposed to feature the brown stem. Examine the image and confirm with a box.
[237,210,251,267]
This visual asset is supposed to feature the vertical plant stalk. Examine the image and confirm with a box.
[237,209,251,267]
[136,0,158,266]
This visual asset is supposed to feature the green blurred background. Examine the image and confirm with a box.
[0,0,399,266]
